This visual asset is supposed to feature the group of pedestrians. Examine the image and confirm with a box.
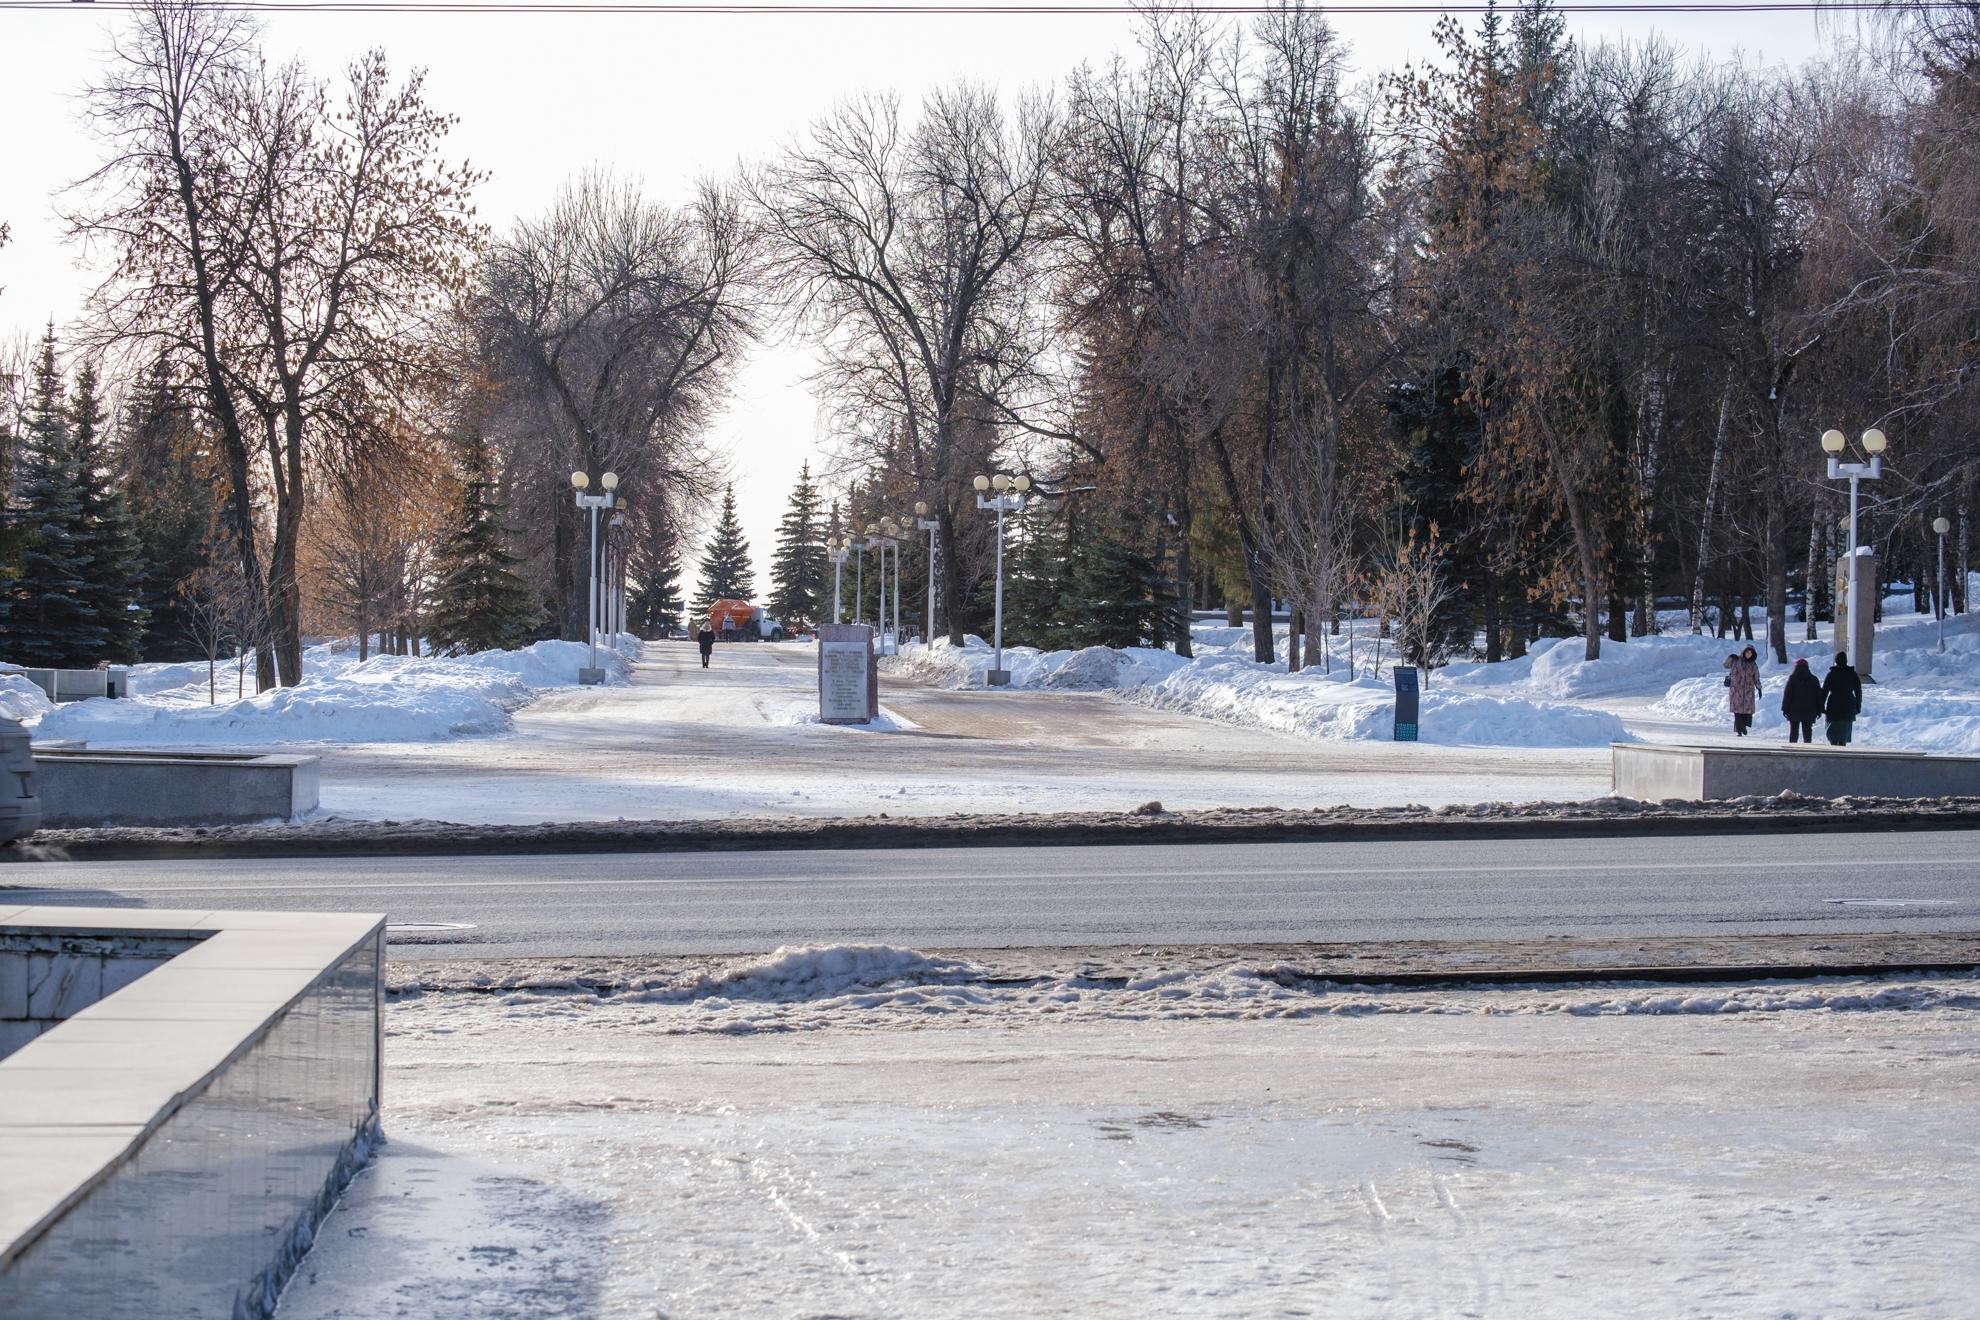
[1722,646,1863,745]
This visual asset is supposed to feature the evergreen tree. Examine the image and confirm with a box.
[1064,511,1183,651]
[426,429,542,655]
[693,485,755,610]
[120,354,221,662]
[767,463,828,628]
[0,328,100,666]
[69,361,147,662]
[627,536,685,637]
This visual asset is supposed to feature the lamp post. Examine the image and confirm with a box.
[1821,427,1885,669]
[880,518,904,655]
[570,470,619,683]
[607,511,627,643]
[827,536,851,625]
[1934,514,1952,653]
[973,471,1032,686]
[915,500,941,647]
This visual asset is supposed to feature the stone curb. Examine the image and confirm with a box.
[7,800,1980,863]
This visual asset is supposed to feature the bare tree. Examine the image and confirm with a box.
[755,84,1059,644]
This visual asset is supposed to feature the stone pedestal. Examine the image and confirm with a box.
[818,624,878,724]
[578,667,607,686]
[986,670,1012,687]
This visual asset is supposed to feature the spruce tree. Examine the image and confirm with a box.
[628,536,685,637]
[120,355,221,662]
[693,485,755,610]
[426,430,542,655]
[767,463,828,629]
[70,361,147,662]
[0,328,99,666]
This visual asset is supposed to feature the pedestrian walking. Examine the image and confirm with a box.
[1780,657,1822,744]
[696,623,716,669]
[1822,651,1863,746]
[1723,645,1762,737]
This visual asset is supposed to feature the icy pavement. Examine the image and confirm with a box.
[278,949,1980,1318]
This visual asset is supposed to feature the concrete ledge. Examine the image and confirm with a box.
[1613,742,1980,801]
[31,750,319,827]
[0,907,384,1318]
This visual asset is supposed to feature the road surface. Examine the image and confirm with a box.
[5,830,1975,957]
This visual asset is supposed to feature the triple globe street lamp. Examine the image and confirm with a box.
[569,469,619,684]
[974,472,1032,687]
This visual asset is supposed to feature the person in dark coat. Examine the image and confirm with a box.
[1821,652,1863,746]
[1779,657,1823,744]
[696,624,716,668]
[1722,645,1762,736]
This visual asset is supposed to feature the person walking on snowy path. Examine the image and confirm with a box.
[1780,657,1823,744]
[1723,645,1762,736]
[696,624,716,669]
[1822,652,1863,746]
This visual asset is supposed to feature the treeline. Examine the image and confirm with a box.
[5,0,1979,684]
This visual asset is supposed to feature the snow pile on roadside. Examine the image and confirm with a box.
[656,944,985,1004]
[1442,633,1745,701]
[0,674,55,723]
[394,951,1980,1038]
[889,637,1627,747]
[28,639,628,746]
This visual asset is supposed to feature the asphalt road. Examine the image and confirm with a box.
[5,830,1976,958]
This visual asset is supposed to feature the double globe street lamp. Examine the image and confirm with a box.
[914,501,942,647]
[1821,428,1884,671]
[569,469,619,684]
[973,472,1032,687]
[825,535,853,625]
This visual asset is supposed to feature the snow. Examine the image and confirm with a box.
[0,673,54,724]
[17,638,635,747]
[889,633,1631,748]
[278,962,1980,1319]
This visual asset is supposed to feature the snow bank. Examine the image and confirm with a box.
[0,674,54,724]
[29,639,627,747]
[888,637,1628,747]
[409,954,1980,1037]
[661,944,985,1004]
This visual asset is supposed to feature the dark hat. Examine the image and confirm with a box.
[1793,657,1808,667]
[1835,652,1848,664]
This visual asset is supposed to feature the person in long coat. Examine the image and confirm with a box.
[1822,652,1864,746]
[696,624,716,669]
[1722,645,1762,736]
[1780,657,1823,744]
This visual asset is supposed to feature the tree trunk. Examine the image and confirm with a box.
[940,508,967,647]
[1225,594,1242,628]
[1765,506,1789,664]
[1688,375,1733,635]
[1286,608,1303,673]
[1482,564,1501,664]
[1172,495,1193,659]
[1607,591,1627,644]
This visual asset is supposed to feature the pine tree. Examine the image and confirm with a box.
[70,361,147,662]
[1065,512,1183,651]
[0,327,99,666]
[768,463,828,629]
[426,429,542,655]
[693,485,755,611]
[628,536,685,637]
[120,354,221,662]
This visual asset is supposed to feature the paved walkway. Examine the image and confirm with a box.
[309,640,1609,824]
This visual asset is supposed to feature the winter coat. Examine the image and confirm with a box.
[1723,655,1762,716]
[696,628,715,654]
[1822,663,1863,721]
[1780,663,1824,721]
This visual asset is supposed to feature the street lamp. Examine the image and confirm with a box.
[882,518,904,655]
[1822,428,1884,671]
[974,472,1032,686]
[826,536,851,625]
[1934,514,1952,653]
[915,500,941,647]
[570,470,619,683]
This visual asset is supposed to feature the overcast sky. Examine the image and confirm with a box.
[0,3,1835,600]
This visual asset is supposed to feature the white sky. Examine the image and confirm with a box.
[0,4,1835,598]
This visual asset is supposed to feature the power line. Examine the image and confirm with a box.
[0,0,1946,12]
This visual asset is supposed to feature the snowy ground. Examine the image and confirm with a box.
[9,607,1980,825]
[278,949,1980,1318]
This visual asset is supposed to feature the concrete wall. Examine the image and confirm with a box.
[1613,742,1980,801]
[0,931,197,1060]
[0,908,384,1319]
[31,751,319,827]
